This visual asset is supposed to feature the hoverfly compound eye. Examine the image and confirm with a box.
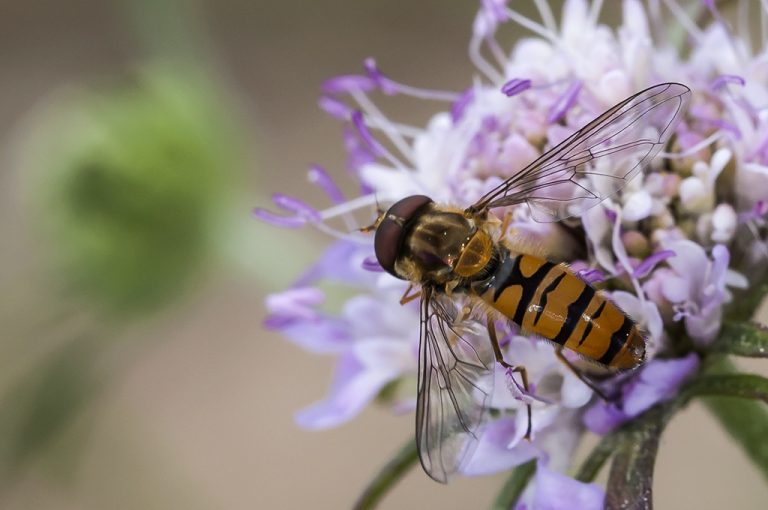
[374,195,433,278]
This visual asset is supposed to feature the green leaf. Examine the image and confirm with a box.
[709,322,768,358]
[605,405,671,510]
[352,439,419,510]
[491,459,537,510]
[703,396,768,481]
[686,373,768,403]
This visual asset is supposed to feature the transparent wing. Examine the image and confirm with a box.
[469,82,691,222]
[415,287,495,483]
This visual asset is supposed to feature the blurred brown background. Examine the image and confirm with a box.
[0,1,766,509]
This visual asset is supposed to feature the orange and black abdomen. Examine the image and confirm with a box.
[475,252,646,369]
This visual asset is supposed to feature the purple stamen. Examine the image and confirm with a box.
[307,165,345,204]
[343,125,376,173]
[547,81,582,124]
[632,250,676,279]
[361,256,384,272]
[272,193,322,222]
[252,208,306,228]
[451,87,475,123]
[482,0,509,24]
[501,78,532,97]
[351,110,387,158]
[710,74,746,91]
[322,74,376,95]
[363,57,398,95]
[578,268,606,284]
[318,96,353,120]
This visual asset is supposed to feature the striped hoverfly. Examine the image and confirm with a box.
[370,82,691,483]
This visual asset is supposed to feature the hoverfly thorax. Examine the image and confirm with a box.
[374,195,494,285]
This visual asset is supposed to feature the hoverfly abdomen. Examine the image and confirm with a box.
[476,250,646,369]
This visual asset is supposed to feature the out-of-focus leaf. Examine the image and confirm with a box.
[703,395,768,481]
[352,438,419,510]
[0,337,101,480]
[24,65,244,318]
[696,357,768,481]
[491,459,536,510]
[709,322,768,358]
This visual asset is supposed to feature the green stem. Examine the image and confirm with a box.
[491,459,537,510]
[709,322,768,358]
[575,431,621,483]
[352,439,419,510]
[605,403,679,510]
[686,373,768,403]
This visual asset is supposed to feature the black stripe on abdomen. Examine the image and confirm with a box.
[578,300,606,346]
[598,316,634,365]
[534,272,566,326]
[552,284,595,345]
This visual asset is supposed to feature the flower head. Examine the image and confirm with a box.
[259,0,768,504]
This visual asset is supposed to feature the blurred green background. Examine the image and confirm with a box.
[0,1,765,508]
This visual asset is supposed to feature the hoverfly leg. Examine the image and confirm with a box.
[554,347,611,402]
[399,284,421,305]
[487,319,533,441]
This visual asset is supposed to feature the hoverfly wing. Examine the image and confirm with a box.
[470,82,691,222]
[415,287,495,483]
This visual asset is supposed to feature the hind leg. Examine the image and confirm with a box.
[487,319,533,440]
[554,347,614,402]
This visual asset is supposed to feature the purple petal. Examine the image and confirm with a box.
[322,74,376,95]
[533,460,605,510]
[361,255,384,272]
[269,315,351,354]
[265,287,324,319]
[451,87,475,123]
[251,207,306,228]
[584,354,700,434]
[624,353,700,415]
[272,193,322,222]
[582,400,627,435]
[547,81,582,124]
[295,352,395,428]
[461,417,538,476]
[710,74,746,91]
[295,241,376,287]
[501,78,532,97]
[307,164,345,203]
[632,249,676,279]
[318,95,352,119]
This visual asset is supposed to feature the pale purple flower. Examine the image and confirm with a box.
[258,0,768,502]
[651,240,747,344]
[532,459,605,510]
[583,353,700,434]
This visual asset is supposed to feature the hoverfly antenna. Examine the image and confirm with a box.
[359,194,386,233]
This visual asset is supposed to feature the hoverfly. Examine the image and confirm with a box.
[371,82,690,483]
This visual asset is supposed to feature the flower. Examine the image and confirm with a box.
[258,0,768,505]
